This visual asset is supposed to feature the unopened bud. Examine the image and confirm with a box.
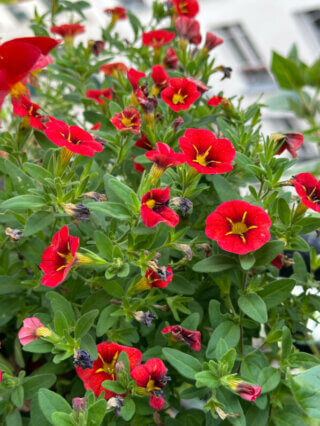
[133,310,156,327]
[62,203,90,221]
[172,117,184,132]
[170,197,193,217]
[115,361,125,375]
[6,228,23,242]
[173,243,193,261]
[82,192,107,202]
[72,397,86,414]
[74,350,94,370]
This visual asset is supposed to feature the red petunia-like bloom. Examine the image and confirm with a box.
[292,173,320,213]
[141,186,179,228]
[110,106,141,134]
[142,30,175,49]
[204,32,223,51]
[175,16,201,45]
[45,119,103,158]
[12,95,46,130]
[205,200,271,255]
[40,225,79,287]
[77,342,142,399]
[100,62,128,77]
[133,155,145,173]
[131,358,169,411]
[50,23,85,39]
[163,47,179,70]
[236,383,262,402]
[273,133,304,159]
[151,65,170,93]
[161,77,200,112]
[172,0,199,18]
[146,142,186,182]
[207,95,229,107]
[135,134,153,150]
[86,89,112,104]
[179,128,235,174]
[104,7,127,20]
[271,254,283,269]
[136,266,173,291]
[162,325,201,351]
[127,68,146,91]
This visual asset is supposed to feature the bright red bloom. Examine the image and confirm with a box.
[40,225,79,287]
[205,200,271,255]
[127,68,146,91]
[161,77,200,112]
[141,186,179,228]
[86,89,112,104]
[12,95,46,130]
[77,342,142,399]
[163,47,179,70]
[100,62,128,77]
[179,128,235,174]
[45,119,103,157]
[172,0,199,17]
[271,254,283,269]
[236,383,261,401]
[151,65,170,91]
[142,30,175,49]
[104,7,127,20]
[207,95,229,107]
[134,134,153,150]
[204,32,223,51]
[110,106,141,134]
[162,325,201,351]
[292,173,320,213]
[175,16,201,44]
[136,266,173,291]
[131,358,169,411]
[188,77,209,94]
[91,122,101,131]
[50,23,85,38]
[146,142,186,181]
[18,317,44,346]
[133,155,145,173]
[273,133,304,158]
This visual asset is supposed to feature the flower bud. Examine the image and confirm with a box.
[62,203,90,221]
[74,350,94,370]
[72,397,86,414]
[35,327,53,338]
[5,228,23,242]
[133,310,156,327]
[82,192,107,202]
[172,117,184,132]
[196,243,212,258]
[173,243,193,261]
[227,377,261,401]
[91,40,105,56]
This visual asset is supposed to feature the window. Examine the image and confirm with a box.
[299,9,320,49]
[214,24,275,91]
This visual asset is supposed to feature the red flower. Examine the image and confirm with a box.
[142,30,175,49]
[131,358,169,410]
[133,155,145,173]
[77,342,142,399]
[104,7,127,20]
[18,317,44,346]
[162,325,201,351]
[188,77,209,94]
[45,119,103,157]
[179,128,235,174]
[100,62,128,77]
[91,122,101,131]
[86,89,112,104]
[273,133,304,158]
[127,68,146,92]
[50,23,85,38]
[172,0,199,17]
[161,77,200,112]
[141,186,179,228]
[204,32,223,51]
[176,16,201,45]
[136,266,173,291]
[205,200,271,255]
[236,383,261,401]
[292,173,320,213]
[134,134,153,150]
[271,254,283,269]
[146,142,186,182]
[12,95,46,130]
[40,225,79,287]
[110,106,141,134]
[151,65,170,92]
[163,47,179,70]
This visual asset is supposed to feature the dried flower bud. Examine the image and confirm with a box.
[74,350,94,370]
[72,397,86,414]
[62,203,90,221]
[133,310,156,327]
[196,243,212,258]
[172,117,184,132]
[91,40,105,56]
[82,192,107,202]
[115,361,125,375]
[107,396,124,415]
[173,243,193,261]
[170,197,193,217]
[5,228,23,241]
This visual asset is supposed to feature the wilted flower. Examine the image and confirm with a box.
[72,397,86,415]
[292,173,320,213]
[204,32,223,52]
[5,227,24,242]
[82,192,107,202]
[141,186,179,227]
[86,89,112,104]
[161,77,200,112]
[136,266,173,291]
[172,117,184,132]
[18,317,52,346]
[142,30,175,49]
[175,16,201,45]
[133,311,156,327]
[107,395,124,415]
[272,132,304,158]
[162,325,201,351]
[110,106,141,134]
[170,197,193,217]
[62,203,90,221]
[188,77,209,94]
[90,40,105,56]
[74,350,94,370]
[163,47,179,69]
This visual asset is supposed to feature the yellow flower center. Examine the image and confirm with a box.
[145,199,156,209]
[179,1,188,13]
[172,89,188,105]
[56,244,74,271]
[121,113,135,127]
[193,145,220,167]
[146,378,158,392]
[10,82,27,98]
[225,211,257,243]
[95,352,118,378]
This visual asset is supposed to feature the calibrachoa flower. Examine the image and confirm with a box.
[163,47,179,70]
[271,254,283,269]
[136,266,173,291]
[134,134,153,150]
[175,16,201,45]
[228,379,262,401]
[162,325,201,351]
[151,65,170,95]
[204,32,223,52]
[133,155,145,173]
[86,89,112,104]
[171,0,200,18]
[104,6,127,21]
[161,77,200,112]
[110,106,141,134]
[127,68,146,91]
[50,23,85,40]
[292,173,320,213]
[142,30,175,49]
[205,200,271,255]
[131,358,169,410]
[11,95,46,130]
[100,62,128,77]
[146,142,186,182]
[207,95,229,108]
[40,225,79,287]
[272,132,304,158]
[179,128,235,174]
[18,317,52,346]
[141,186,179,227]
[76,342,142,399]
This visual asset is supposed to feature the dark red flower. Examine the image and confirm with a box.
[161,77,200,112]
[292,173,320,213]
[205,200,271,255]
[131,358,169,411]
[12,95,46,130]
[100,62,128,77]
[162,325,201,351]
[273,133,304,158]
[104,7,127,20]
[142,30,175,49]
[271,254,283,269]
[151,65,170,94]
[44,119,103,157]
[134,134,153,150]
[204,32,223,51]
[91,122,101,131]
[175,16,201,45]
[110,106,141,134]
[188,77,209,94]
[50,23,85,38]
[146,142,186,182]
[236,383,261,401]
[127,68,146,91]
[172,0,199,17]
[207,95,229,107]
[86,89,112,104]
[136,266,173,291]
[141,186,179,228]
[40,225,79,287]
[77,342,142,399]
[179,128,235,174]
[91,40,105,56]
[133,155,145,173]
[163,47,179,70]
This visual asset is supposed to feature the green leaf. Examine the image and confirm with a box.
[254,241,285,266]
[120,398,135,422]
[87,399,107,425]
[281,326,292,362]
[162,348,202,380]
[51,412,74,426]
[107,177,136,207]
[210,175,239,202]
[271,51,305,89]
[102,380,126,394]
[38,389,72,423]
[221,348,237,372]
[193,255,237,273]
[23,339,53,353]
[290,366,320,418]
[96,305,119,337]
[2,195,46,210]
[258,367,281,393]
[94,231,114,260]
[293,252,308,282]
[86,202,132,220]
[46,292,75,326]
[23,374,56,399]
[24,211,55,237]
[277,198,291,226]
[74,309,99,340]
[258,279,295,309]
[54,311,69,336]
[5,409,22,426]
[24,162,53,182]
[195,370,219,389]
[108,101,122,115]
[238,293,268,323]
[11,385,24,408]
[181,313,200,330]
[215,338,229,361]
[80,333,97,360]
[239,253,255,270]
[206,321,240,358]
[216,388,245,426]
